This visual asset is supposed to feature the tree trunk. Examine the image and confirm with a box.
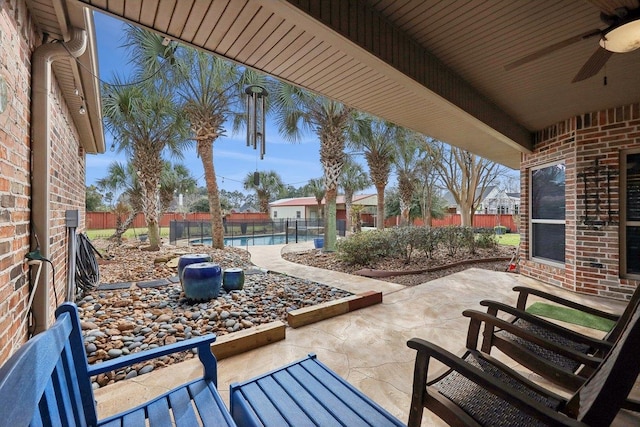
[324,187,337,252]
[460,208,472,227]
[344,190,353,232]
[375,184,385,229]
[199,140,224,249]
[141,180,161,251]
[109,211,137,242]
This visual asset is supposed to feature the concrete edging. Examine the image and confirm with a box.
[209,291,383,358]
[287,291,383,328]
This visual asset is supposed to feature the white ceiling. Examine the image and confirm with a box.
[60,0,640,166]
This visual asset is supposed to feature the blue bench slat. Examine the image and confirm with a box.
[60,343,89,427]
[277,365,381,426]
[230,354,405,427]
[29,409,44,427]
[99,418,122,427]
[41,380,63,427]
[257,375,325,424]
[0,312,74,426]
[146,397,173,427]
[169,387,200,427]
[53,358,80,427]
[298,359,403,426]
[234,382,290,426]
[122,408,146,427]
[189,380,236,427]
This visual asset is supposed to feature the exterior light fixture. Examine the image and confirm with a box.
[245,84,267,159]
[599,8,640,53]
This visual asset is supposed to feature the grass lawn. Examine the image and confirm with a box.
[497,233,520,247]
[85,228,170,240]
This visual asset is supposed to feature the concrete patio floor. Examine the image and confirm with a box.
[94,243,640,426]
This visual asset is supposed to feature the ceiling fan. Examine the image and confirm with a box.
[504,6,640,83]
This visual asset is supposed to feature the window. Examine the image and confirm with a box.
[273,211,278,218]
[530,162,565,264]
[622,150,640,279]
[296,211,301,219]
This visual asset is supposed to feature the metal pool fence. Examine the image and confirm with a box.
[169,218,346,246]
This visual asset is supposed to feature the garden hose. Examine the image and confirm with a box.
[75,233,101,293]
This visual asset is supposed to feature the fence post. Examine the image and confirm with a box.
[285,219,289,244]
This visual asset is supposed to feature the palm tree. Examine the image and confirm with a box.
[306,177,325,220]
[96,161,142,242]
[124,26,266,249]
[339,157,370,232]
[102,77,189,250]
[273,83,352,251]
[393,130,423,226]
[349,116,397,229]
[242,170,284,213]
[159,163,197,211]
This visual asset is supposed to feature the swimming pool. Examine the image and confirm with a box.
[193,234,314,247]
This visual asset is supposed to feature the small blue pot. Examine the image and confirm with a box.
[177,253,212,283]
[181,262,222,301]
[313,238,324,249]
[223,268,245,292]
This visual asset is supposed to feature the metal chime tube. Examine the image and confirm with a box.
[245,95,252,147]
[245,85,268,159]
[259,94,266,159]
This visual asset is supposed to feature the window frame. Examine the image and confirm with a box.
[621,149,640,280]
[529,161,566,266]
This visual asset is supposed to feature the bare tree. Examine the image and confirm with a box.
[427,141,508,226]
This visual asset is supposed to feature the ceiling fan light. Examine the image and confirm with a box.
[599,19,640,53]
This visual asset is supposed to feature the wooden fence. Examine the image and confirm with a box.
[88,211,518,232]
[384,214,518,231]
[86,212,270,230]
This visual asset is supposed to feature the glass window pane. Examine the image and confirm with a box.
[627,153,640,221]
[627,226,640,275]
[532,223,565,263]
[532,164,565,220]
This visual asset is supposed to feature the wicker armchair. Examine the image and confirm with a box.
[407,300,640,426]
[477,285,640,394]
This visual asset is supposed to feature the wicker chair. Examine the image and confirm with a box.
[406,299,640,427]
[475,285,640,394]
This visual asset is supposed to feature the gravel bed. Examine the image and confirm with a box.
[79,240,351,388]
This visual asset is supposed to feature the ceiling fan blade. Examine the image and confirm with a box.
[572,47,614,82]
[504,29,602,71]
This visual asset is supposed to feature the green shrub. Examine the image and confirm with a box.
[440,226,467,257]
[475,228,498,249]
[386,226,425,264]
[460,226,477,254]
[336,230,391,266]
[414,226,442,258]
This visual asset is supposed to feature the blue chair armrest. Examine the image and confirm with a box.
[87,334,218,382]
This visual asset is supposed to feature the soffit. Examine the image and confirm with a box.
[70,1,640,168]
[27,0,105,153]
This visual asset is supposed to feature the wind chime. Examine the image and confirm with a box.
[245,85,268,186]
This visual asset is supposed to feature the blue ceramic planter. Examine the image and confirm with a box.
[177,253,212,283]
[313,238,324,249]
[223,268,245,292]
[181,262,222,301]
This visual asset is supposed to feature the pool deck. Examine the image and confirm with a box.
[94,242,640,425]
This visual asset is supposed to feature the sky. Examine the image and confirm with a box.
[85,12,333,195]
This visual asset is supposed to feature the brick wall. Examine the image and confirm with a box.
[520,103,640,301]
[0,0,87,364]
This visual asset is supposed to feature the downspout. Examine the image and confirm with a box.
[31,28,87,333]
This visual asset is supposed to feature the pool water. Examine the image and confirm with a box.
[194,235,314,246]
